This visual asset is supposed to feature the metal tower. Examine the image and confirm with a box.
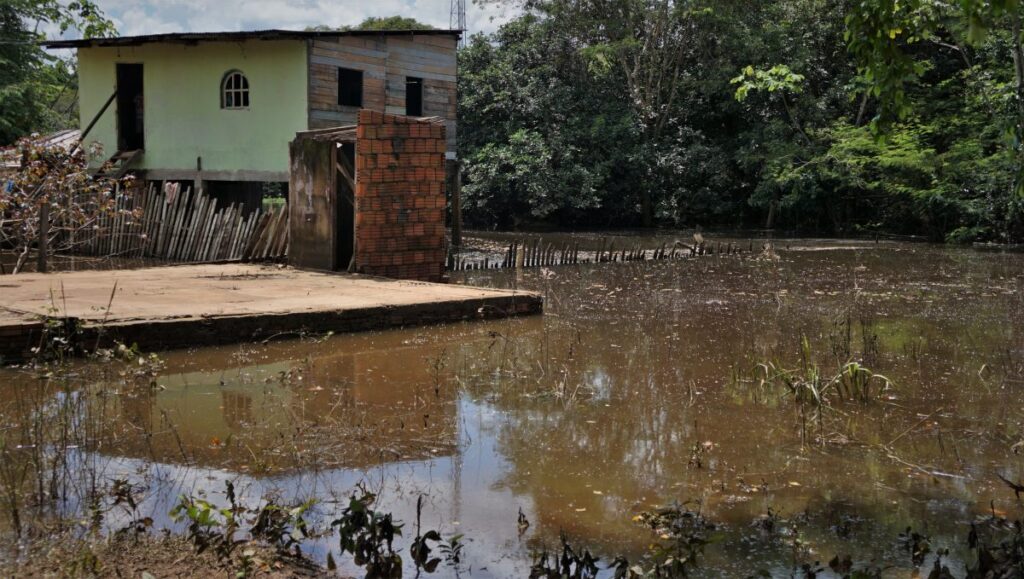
[450,0,466,46]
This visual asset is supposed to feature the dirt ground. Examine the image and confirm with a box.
[1,533,335,578]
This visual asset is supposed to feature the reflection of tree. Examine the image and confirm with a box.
[448,260,1024,562]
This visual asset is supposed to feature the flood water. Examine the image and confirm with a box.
[2,236,1023,576]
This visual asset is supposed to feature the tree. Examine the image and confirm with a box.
[458,15,630,227]
[306,16,436,32]
[523,0,722,227]
[473,0,764,228]
[0,0,115,145]
[845,0,1024,240]
[351,16,437,30]
[459,0,1021,240]
[1,137,135,273]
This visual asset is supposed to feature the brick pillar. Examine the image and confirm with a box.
[355,110,447,282]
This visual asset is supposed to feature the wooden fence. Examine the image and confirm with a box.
[447,238,752,272]
[77,183,289,262]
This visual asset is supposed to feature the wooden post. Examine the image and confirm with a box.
[194,156,204,197]
[448,159,462,248]
[37,202,49,273]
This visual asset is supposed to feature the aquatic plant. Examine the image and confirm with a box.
[108,477,153,539]
[615,502,721,577]
[738,337,895,444]
[897,526,930,567]
[0,314,157,538]
[410,494,443,573]
[530,532,600,579]
[170,480,320,575]
[249,497,316,555]
[967,516,1024,577]
[170,481,247,564]
[331,485,404,578]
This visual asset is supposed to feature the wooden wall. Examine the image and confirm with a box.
[307,34,457,153]
[287,137,336,270]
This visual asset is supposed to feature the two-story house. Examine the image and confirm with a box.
[43,29,459,211]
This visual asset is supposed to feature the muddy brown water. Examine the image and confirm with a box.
[1,236,1023,577]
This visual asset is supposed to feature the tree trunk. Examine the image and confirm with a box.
[641,189,653,228]
[1010,11,1024,240]
[765,199,778,229]
[855,92,870,127]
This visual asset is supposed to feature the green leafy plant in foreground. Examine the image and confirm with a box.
[250,498,316,554]
[171,481,319,576]
[170,484,244,563]
[530,532,600,578]
[330,484,404,578]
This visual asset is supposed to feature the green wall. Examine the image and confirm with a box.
[77,40,308,179]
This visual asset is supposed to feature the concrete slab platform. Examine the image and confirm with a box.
[0,264,542,361]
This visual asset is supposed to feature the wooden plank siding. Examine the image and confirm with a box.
[307,35,458,153]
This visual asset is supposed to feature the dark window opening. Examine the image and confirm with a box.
[115,63,144,151]
[338,68,363,107]
[406,77,423,116]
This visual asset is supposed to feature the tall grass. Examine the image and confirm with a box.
[0,317,162,538]
[742,336,895,445]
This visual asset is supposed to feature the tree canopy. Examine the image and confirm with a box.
[306,16,436,32]
[459,0,1024,241]
[0,0,114,145]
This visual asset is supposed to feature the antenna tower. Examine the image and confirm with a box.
[450,0,467,46]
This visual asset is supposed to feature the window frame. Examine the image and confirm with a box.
[221,70,250,110]
[337,67,363,108]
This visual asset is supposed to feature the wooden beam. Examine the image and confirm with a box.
[79,91,117,144]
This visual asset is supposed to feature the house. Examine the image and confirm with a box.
[42,29,459,212]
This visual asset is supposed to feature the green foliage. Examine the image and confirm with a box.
[306,16,436,32]
[458,15,636,227]
[843,0,1024,238]
[0,0,115,145]
[171,481,319,575]
[732,64,806,102]
[170,487,244,562]
[330,485,404,578]
[458,7,749,228]
[459,0,1024,240]
[353,16,436,31]
[249,499,315,553]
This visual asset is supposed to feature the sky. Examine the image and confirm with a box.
[67,0,519,39]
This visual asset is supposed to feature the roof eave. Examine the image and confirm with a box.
[40,28,463,49]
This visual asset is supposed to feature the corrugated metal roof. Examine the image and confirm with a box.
[2,129,81,169]
[42,28,462,49]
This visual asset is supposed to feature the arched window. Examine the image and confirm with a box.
[221,70,249,109]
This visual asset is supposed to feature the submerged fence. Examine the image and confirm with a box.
[77,183,288,262]
[447,238,752,272]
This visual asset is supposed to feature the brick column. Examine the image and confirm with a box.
[355,110,447,282]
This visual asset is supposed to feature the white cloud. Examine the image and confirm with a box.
[70,0,518,38]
